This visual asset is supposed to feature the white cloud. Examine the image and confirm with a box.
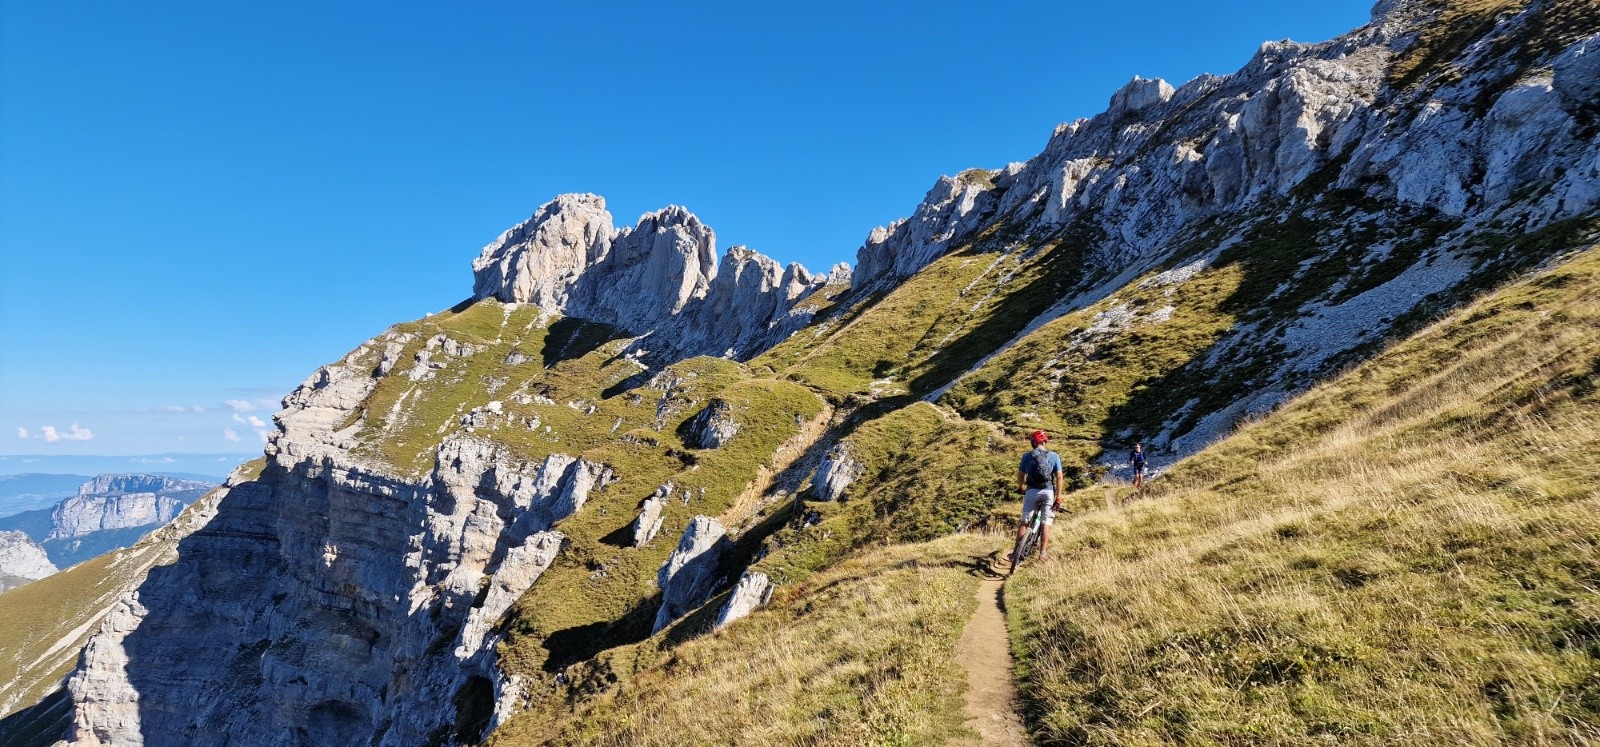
[255,428,270,443]
[16,427,27,439]
[164,406,188,413]
[38,423,94,443]
[223,428,242,442]
[137,456,177,464]
[224,398,278,414]
[248,415,267,428]
[193,405,206,413]
[232,413,248,425]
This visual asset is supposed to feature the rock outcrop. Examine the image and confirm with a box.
[685,399,740,449]
[65,346,614,747]
[841,15,1600,304]
[652,516,731,633]
[472,197,834,360]
[811,444,864,502]
[0,531,56,590]
[631,484,671,548]
[713,569,771,630]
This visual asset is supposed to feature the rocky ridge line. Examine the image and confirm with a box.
[473,195,851,361]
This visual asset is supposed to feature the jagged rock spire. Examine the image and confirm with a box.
[472,196,839,360]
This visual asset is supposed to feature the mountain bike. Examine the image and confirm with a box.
[1008,506,1047,577]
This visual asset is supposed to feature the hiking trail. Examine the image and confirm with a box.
[952,574,1027,746]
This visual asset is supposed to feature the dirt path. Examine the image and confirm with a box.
[952,576,1028,746]
[720,404,836,532]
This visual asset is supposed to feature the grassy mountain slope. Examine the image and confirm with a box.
[330,303,829,681]
[1004,241,1600,744]
[27,2,1600,739]
[483,228,1600,747]
[490,533,1005,746]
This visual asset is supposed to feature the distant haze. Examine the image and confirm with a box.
[0,454,251,480]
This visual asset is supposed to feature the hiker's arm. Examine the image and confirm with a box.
[1054,469,1064,505]
[1017,470,1027,493]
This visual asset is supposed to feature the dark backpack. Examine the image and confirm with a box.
[1025,447,1055,489]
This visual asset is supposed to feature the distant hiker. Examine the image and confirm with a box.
[1130,441,1148,490]
[1013,429,1064,562]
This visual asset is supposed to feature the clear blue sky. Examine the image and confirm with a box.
[0,0,1375,458]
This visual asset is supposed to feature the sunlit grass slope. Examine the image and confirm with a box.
[490,533,1006,747]
[754,221,1099,403]
[1005,242,1600,745]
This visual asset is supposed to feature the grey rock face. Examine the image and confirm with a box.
[1553,32,1600,118]
[652,516,731,633]
[46,493,187,541]
[471,198,831,361]
[852,172,1004,293]
[472,193,614,310]
[846,6,1600,300]
[632,484,671,548]
[65,348,610,747]
[75,474,210,497]
[713,570,771,630]
[686,399,740,449]
[0,530,56,589]
[811,444,864,502]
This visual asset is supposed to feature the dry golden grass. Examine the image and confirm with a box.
[1006,245,1600,744]
[491,533,1008,746]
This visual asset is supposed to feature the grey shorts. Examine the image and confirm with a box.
[1022,488,1056,526]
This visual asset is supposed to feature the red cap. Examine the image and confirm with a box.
[1029,430,1048,446]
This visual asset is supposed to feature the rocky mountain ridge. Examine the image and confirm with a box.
[0,531,56,592]
[0,474,214,575]
[472,195,851,361]
[73,474,210,497]
[47,1,1600,744]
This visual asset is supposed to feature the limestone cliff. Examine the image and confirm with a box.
[472,197,838,360]
[66,343,612,746]
[0,531,56,591]
[46,494,187,541]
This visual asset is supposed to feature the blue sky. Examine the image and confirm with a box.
[0,0,1375,458]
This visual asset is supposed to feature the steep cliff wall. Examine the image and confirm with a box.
[67,340,610,746]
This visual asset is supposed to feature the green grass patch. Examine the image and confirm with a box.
[489,534,1004,747]
[1004,241,1600,745]
[756,216,1104,402]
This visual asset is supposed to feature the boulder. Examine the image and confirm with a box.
[811,444,864,502]
[631,483,671,547]
[713,570,772,629]
[686,399,740,449]
[652,516,731,633]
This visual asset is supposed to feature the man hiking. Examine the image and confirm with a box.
[1012,429,1064,565]
[1130,441,1149,490]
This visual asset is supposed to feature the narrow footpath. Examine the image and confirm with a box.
[952,576,1028,746]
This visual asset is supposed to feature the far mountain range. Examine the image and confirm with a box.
[0,474,214,589]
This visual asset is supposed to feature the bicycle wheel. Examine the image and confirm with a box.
[1009,529,1039,576]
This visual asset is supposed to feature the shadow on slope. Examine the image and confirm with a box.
[0,688,70,747]
[1005,239,1600,745]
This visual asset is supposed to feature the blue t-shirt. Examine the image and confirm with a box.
[1019,449,1063,489]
